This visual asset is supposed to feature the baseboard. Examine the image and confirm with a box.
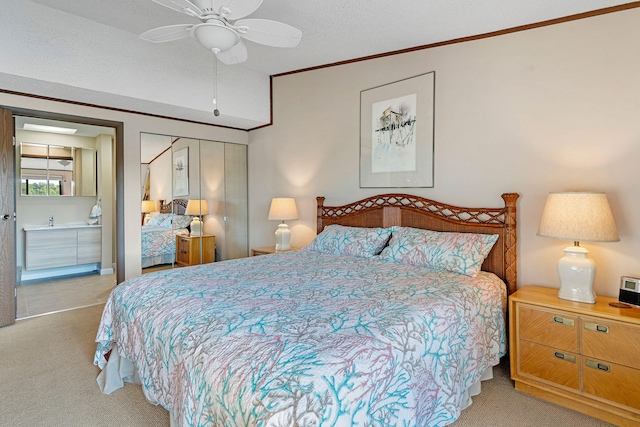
[20,264,99,282]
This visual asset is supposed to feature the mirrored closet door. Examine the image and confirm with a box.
[140,133,247,272]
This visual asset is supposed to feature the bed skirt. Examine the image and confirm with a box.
[97,345,496,425]
[141,253,175,269]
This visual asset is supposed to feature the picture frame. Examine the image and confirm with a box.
[360,71,435,188]
[173,147,189,197]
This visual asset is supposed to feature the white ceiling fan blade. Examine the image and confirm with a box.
[140,24,194,43]
[215,0,263,20]
[234,19,301,48]
[152,0,204,18]
[215,40,248,65]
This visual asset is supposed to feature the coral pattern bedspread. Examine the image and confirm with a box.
[95,251,506,427]
[141,224,188,257]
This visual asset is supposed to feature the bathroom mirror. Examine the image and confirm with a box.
[20,142,96,197]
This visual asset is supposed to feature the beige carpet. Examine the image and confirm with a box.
[0,304,614,427]
[0,304,169,427]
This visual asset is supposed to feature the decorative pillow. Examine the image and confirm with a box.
[379,227,499,277]
[146,213,171,227]
[302,224,392,258]
[162,214,192,229]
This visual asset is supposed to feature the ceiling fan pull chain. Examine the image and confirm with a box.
[212,52,220,116]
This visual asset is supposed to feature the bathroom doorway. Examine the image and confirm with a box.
[17,272,116,319]
[6,108,123,320]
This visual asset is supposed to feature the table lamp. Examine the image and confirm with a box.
[268,198,298,251]
[537,192,619,303]
[185,199,209,236]
[141,200,156,225]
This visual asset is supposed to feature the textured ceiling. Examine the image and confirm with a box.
[5,0,636,129]
[27,0,634,75]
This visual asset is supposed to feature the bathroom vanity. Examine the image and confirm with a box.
[24,224,102,270]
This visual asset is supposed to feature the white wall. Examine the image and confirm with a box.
[248,8,640,298]
[0,0,270,129]
[1,91,248,280]
[96,133,114,272]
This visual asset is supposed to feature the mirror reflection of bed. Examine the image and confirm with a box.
[141,199,191,271]
[139,132,248,274]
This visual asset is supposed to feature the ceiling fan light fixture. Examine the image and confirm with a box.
[143,0,301,63]
[190,0,216,14]
[191,22,239,53]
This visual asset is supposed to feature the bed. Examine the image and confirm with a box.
[141,199,191,268]
[96,193,518,426]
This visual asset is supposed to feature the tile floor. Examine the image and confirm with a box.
[17,272,117,319]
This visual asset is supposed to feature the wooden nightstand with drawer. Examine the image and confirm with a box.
[175,234,215,267]
[509,286,640,426]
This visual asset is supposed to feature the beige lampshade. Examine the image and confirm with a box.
[268,198,299,221]
[185,199,209,216]
[141,200,156,214]
[537,192,619,243]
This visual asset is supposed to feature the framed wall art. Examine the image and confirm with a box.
[173,147,189,197]
[360,71,435,188]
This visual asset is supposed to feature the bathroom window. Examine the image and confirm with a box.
[21,175,62,196]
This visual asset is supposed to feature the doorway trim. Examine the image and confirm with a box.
[0,108,16,326]
[4,106,125,284]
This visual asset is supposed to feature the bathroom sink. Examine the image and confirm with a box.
[23,223,99,231]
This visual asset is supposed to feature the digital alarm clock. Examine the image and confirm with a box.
[619,276,640,307]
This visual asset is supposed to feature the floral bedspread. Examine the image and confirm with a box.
[141,224,188,257]
[95,251,506,427]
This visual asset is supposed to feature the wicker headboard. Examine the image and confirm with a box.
[317,193,519,295]
[159,198,188,215]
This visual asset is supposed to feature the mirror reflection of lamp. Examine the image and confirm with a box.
[186,199,209,236]
[141,200,156,226]
[268,198,299,251]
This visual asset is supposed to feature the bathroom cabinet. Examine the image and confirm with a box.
[24,225,102,270]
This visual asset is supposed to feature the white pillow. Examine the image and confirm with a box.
[302,225,392,258]
[379,226,499,277]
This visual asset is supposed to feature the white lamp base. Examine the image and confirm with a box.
[190,216,202,236]
[557,246,596,303]
[275,223,291,251]
[143,213,151,225]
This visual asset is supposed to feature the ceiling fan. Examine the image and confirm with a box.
[140,0,302,65]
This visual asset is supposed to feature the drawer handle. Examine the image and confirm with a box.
[553,351,576,363]
[586,359,610,373]
[584,322,609,334]
[552,316,575,327]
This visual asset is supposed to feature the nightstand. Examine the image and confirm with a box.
[175,234,215,267]
[509,285,640,426]
[250,246,300,256]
